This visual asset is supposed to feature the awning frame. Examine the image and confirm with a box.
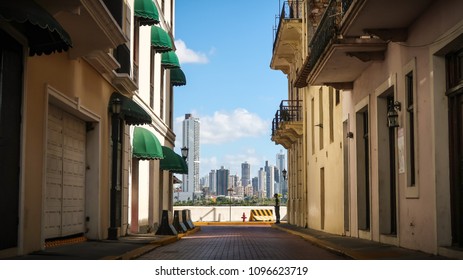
[109,92,152,125]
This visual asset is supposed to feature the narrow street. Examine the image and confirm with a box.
[137,225,348,260]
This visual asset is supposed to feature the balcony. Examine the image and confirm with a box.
[296,0,435,89]
[271,100,303,149]
[270,1,303,74]
[37,0,127,59]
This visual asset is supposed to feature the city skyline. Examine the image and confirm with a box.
[200,154,285,180]
[172,1,286,177]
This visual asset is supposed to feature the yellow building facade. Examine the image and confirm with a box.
[271,0,344,233]
[0,0,183,257]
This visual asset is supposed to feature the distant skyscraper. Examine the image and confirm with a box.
[265,161,275,198]
[209,170,217,195]
[182,114,200,199]
[241,161,251,187]
[216,166,229,196]
[276,150,286,197]
[258,168,266,198]
[252,177,259,196]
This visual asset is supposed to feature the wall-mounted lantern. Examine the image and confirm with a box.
[111,98,121,115]
[387,101,401,128]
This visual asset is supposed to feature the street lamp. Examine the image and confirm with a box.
[181,146,189,160]
[180,146,192,204]
[282,169,287,204]
[109,97,121,240]
[227,187,233,221]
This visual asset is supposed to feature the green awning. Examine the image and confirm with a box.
[109,92,152,125]
[0,0,72,56]
[132,127,164,160]
[161,51,180,69]
[151,26,173,53]
[160,146,188,174]
[134,0,159,25]
[170,68,186,86]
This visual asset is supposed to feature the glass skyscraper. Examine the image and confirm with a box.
[241,161,251,187]
[182,114,200,200]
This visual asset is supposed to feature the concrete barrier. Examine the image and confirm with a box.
[249,209,274,221]
[173,210,187,233]
[155,210,178,235]
[182,209,195,230]
[173,206,287,222]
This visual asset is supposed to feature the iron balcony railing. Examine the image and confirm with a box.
[307,0,354,71]
[273,0,303,51]
[272,99,302,136]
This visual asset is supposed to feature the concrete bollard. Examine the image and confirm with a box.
[173,210,187,233]
[182,209,195,230]
[155,210,178,235]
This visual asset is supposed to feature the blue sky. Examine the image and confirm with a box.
[173,0,287,178]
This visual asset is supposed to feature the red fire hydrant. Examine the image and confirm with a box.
[241,212,247,222]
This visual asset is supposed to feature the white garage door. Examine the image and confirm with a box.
[45,105,86,239]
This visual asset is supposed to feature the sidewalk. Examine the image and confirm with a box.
[272,223,451,260]
[8,228,199,260]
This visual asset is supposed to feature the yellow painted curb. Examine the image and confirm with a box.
[194,221,274,226]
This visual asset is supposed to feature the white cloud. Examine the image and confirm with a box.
[175,39,209,64]
[200,108,268,144]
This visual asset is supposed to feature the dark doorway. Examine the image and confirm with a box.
[447,49,463,247]
[386,96,397,235]
[356,108,370,231]
[0,30,23,250]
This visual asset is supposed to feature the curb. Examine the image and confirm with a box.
[194,221,274,226]
[272,224,355,259]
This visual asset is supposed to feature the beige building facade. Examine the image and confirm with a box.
[0,0,183,257]
[271,0,463,258]
[271,0,344,233]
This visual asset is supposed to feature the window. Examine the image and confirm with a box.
[160,66,165,120]
[329,87,334,143]
[133,17,140,85]
[403,58,419,198]
[356,106,370,230]
[319,88,324,150]
[123,3,131,45]
[149,48,156,108]
[311,97,315,154]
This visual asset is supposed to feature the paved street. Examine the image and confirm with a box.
[137,225,348,260]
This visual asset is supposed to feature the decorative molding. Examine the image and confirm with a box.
[85,51,120,74]
[112,72,138,95]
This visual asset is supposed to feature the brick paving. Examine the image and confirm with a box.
[138,225,348,260]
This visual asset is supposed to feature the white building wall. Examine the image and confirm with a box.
[128,0,177,232]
